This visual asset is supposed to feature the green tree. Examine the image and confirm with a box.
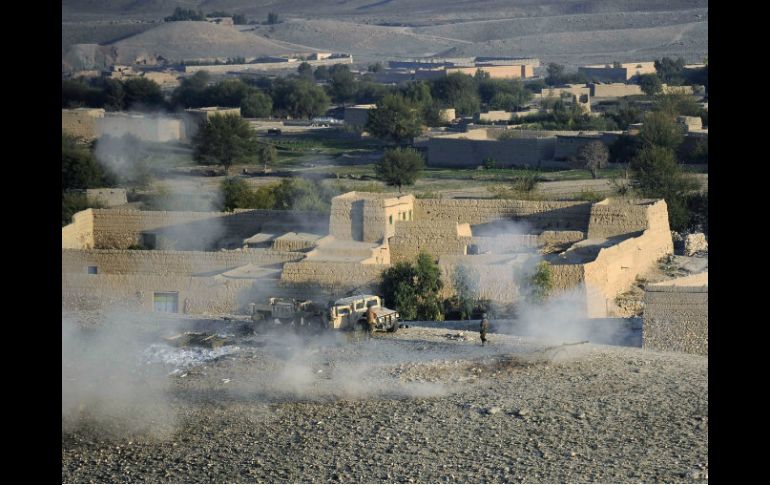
[314,65,330,81]
[122,78,164,110]
[654,57,686,85]
[380,251,444,321]
[165,7,205,21]
[630,145,700,230]
[100,78,126,111]
[297,62,313,80]
[375,147,425,193]
[271,178,335,212]
[256,142,277,172]
[479,78,532,110]
[62,135,113,191]
[545,63,565,86]
[171,71,211,108]
[430,73,480,116]
[272,78,330,118]
[653,91,702,117]
[637,73,662,96]
[219,178,276,211]
[604,100,643,129]
[328,64,356,104]
[61,78,103,108]
[240,90,272,117]
[368,62,384,73]
[267,12,279,24]
[490,92,527,112]
[205,78,250,107]
[365,94,423,144]
[62,192,105,227]
[575,140,609,179]
[380,262,419,320]
[192,114,258,175]
[639,111,683,150]
[608,134,643,164]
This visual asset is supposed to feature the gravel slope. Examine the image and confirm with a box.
[62,324,708,483]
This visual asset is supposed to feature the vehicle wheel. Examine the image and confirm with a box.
[388,321,399,333]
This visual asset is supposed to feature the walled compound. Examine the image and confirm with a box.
[63,107,240,143]
[578,62,657,83]
[63,192,672,319]
[62,108,105,141]
[643,272,708,355]
[415,127,621,168]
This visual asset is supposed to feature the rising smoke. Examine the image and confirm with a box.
[62,310,177,439]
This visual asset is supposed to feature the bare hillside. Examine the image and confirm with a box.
[434,21,708,66]
[63,1,708,65]
[108,21,316,62]
[63,0,709,22]
[254,19,461,58]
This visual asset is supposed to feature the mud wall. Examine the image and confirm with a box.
[389,221,472,264]
[582,200,673,316]
[62,108,105,140]
[62,209,95,249]
[280,261,387,289]
[414,199,592,229]
[62,248,302,276]
[86,209,328,250]
[589,83,643,97]
[62,273,258,314]
[424,136,556,167]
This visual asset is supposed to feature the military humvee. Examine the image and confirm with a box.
[324,294,400,333]
[250,298,325,331]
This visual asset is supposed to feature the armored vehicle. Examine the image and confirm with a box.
[250,298,325,331]
[325,294,400,333]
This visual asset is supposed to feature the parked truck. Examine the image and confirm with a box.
[249,298,326,331]
[249,294,400,333]
[324,294,400,333]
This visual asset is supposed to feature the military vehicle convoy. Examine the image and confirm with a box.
[249,294,400,333]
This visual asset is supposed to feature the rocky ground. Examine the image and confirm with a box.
[62,321,707,483]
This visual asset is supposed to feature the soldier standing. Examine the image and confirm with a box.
[366,304,377,335]
[479,313,489,346]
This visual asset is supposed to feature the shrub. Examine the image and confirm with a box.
[380,251,444,321]
[528,261,554,303]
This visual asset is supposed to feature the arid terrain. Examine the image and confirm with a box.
[62,320,708,483]
[62,0,708,66]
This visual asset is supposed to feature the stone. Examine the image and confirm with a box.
[684,233,708,256]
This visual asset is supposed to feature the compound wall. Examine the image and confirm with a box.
[62,248,302,276]
[589,83,643,98]
[424,136,556,167]
[70,209,328,250]
[389,221,472,264]
[582,200,673,316]
[280,261,387,290]
[62,108,105,140]
[62,273,258,314]
[62,209,95,249]
[414,199,593,229]
[97,114,184,143]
